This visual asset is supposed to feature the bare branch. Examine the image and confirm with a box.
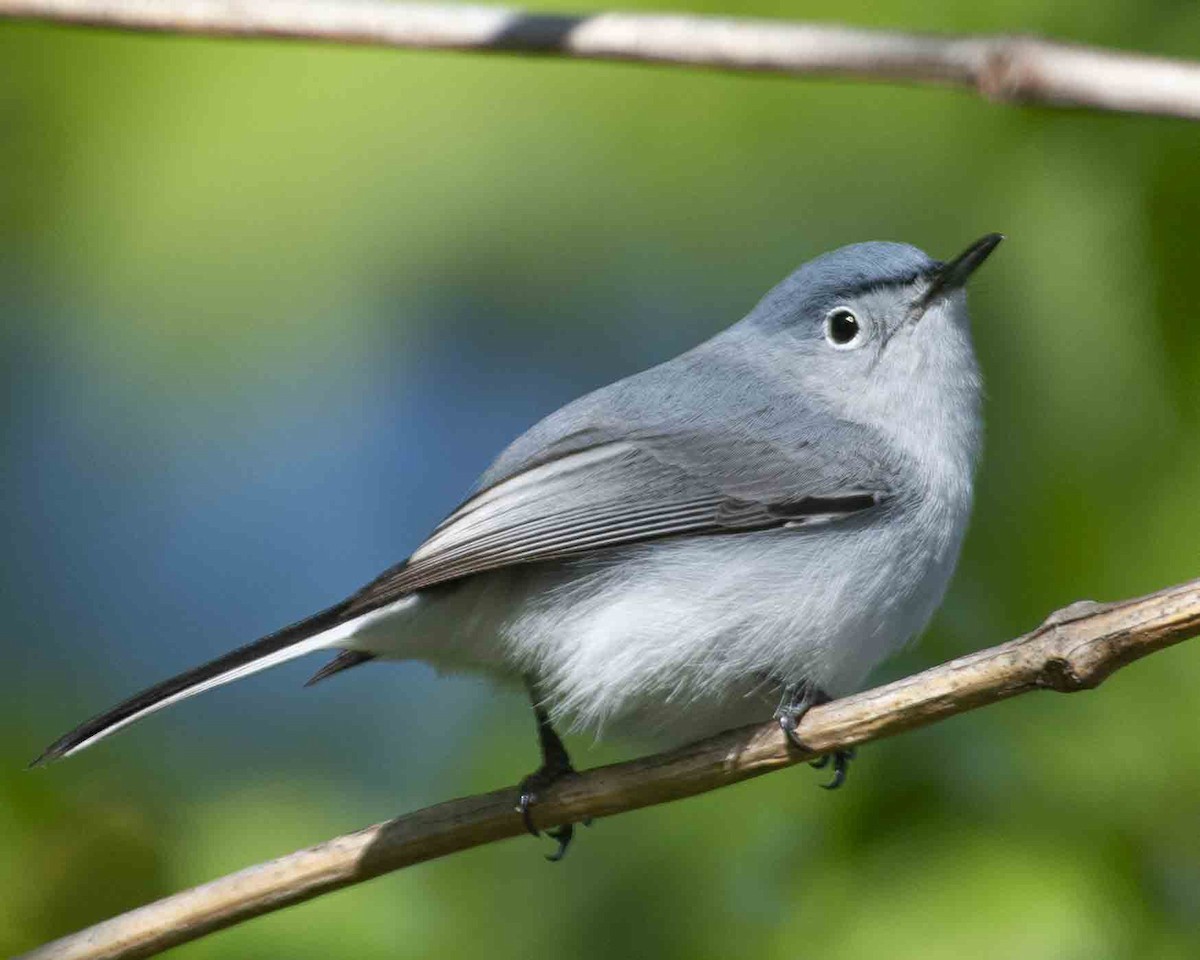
[16,577,1200,960]
[0,0,1199,119]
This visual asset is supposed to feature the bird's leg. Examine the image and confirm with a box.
[517,685,581,862]
[774,681,825,749]
[774,682,856,790]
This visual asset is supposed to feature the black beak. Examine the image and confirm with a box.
[918,233,1004,309]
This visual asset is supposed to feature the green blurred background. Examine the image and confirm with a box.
[3,1,1200,957]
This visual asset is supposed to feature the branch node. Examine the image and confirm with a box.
[1036,655,1094,692]
[977,37,1042,104]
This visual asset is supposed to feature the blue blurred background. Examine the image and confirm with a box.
[4,1,1200,957]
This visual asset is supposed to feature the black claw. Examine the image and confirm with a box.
[543,823,574,862]
[818,749,856,790]
[821,759,847,790]
[517,768,580,860]
[775,683,857,790]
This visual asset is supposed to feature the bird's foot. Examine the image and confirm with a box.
[808,747,856,790]
[517,761,581,862]
[775,684,856,790]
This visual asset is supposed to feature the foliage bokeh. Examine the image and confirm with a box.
[3,1,1200,956]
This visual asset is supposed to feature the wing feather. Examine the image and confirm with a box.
[345,435,892,615]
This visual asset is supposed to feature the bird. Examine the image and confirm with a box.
[35,235,1001,860]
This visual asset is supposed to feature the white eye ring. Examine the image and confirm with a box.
[825,307,865,349]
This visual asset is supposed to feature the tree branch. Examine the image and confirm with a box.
[1,0,1199,119]
[17,576,1200,960]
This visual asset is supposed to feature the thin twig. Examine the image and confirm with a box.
[0,0,1199,119]
[17,576,1200,960]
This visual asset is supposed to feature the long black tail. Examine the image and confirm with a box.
[33,600,356,766]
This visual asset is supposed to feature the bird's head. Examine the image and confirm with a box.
[744,235,1002,461]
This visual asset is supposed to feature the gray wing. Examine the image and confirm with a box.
[344,425,895,616]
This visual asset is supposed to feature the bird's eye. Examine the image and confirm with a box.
[825,308,863,348]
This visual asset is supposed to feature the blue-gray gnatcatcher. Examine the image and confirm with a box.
[36,235,1001,858]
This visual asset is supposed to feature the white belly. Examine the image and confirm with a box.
[348,501,965,743]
